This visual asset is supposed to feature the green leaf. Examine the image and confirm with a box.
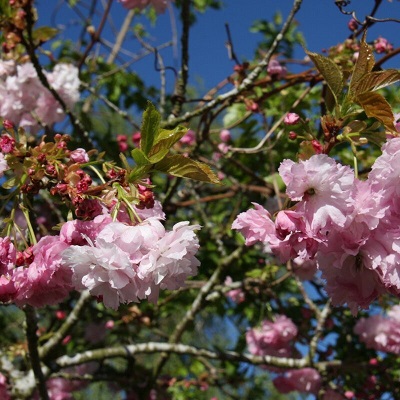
[140,101,161,156]
[357,91,396,132]
[128,164,153,182]
[131,148,151,166]
[306,50,343,105]
[353,69,400,95]
[154,155,221,184]
[349,32,375,96]
[32,27,59,43]
[148,125,188,163]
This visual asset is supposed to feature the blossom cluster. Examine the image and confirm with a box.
[233,138,400,314]
[246,315,321,395]
[0,60,80,132]
[354,305,400,354]
[0,201,200,310]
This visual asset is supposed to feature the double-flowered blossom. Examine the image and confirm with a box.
[0,197,200,309]
[246,315,298,358]
[273,368,322,395]
[0,60,80,132]
[62,217,200,309]
[233,139,400,314]
[246,316,321,394]
[354,305,400,354]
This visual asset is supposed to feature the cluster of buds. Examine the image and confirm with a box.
[1,1,32,54]
[137,178,155,209]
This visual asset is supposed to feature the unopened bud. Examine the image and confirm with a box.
[288,131,297,140]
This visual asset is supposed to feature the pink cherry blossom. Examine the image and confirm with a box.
[13,236,73,307]
[232,203,276,246]
[246,315,298,358]
[224,276,245,304]
[62,217,201,309]
[273,368,321,394]
[267,59,287,79]
[69,148,89,163]
[180,129,196,145]
[137,221,200,302]
[284,112,300,125]
[374,36,393,54]
[62,240,141,310]
[0,237,16,275]
[0,61,80,132]
[354,308,400,354]
[60,214,113,246]
[278,154,354,232]
[219,129,231,142]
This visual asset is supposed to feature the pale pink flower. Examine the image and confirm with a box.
[69,148,89,163]
[137,221,200,302]
[179,129,196,146]
[13,236,73,307]
[267,59,287,79]
[348,18,358,31]
[60,215,113,246]
[232,203,276,246]
[291,259,317,280]
[219,129,231,142]
[273,368,321,394]
[0,237,16,275]
[224,276,245,304]
[374,37,393,54]
[354,311,400,354]
[284,112,300,125]
[279,155,354,232]
[62,217,201,308]
[0,62,80,132]
[0,274,16,303]
[62,240,141,310]
[317,226,389,315]
[246,315,298,358]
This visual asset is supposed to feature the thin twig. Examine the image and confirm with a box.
[163,0,303,128]
[24,306,49,400]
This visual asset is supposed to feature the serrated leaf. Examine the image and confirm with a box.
[357,91,396,132]
[349,32,375,95]
[140,101,161,156]
[131,148,151,166]
[154,155,221,184]
[148,125,188,163]
[353,69,400,95]
[306,50,343,105]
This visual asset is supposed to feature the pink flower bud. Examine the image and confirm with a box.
[70,148,89,163]
[219,129,231,143]
[348,18,358,31]
[132,131,141,147]
[311,139,323,154]
[284,113,300,125]
[105,320,115,329]
[2,119,14,130]
[56,310,67,320]
[288,131,297,140]
[180,129,196,146]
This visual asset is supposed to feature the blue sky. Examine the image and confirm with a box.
[36,0,400,93]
